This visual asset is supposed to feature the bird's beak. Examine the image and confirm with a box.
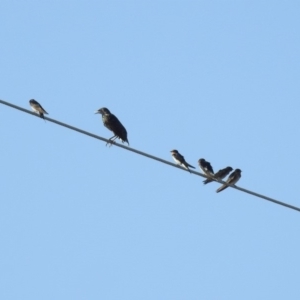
[95,111,100,114]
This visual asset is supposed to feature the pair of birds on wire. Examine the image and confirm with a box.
[29,99,240,192]
[29,99,129,146]
[170,150,241,193]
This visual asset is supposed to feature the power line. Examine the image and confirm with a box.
[1,99,299,213]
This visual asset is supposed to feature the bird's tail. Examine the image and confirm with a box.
[188,164,196,169]
[203,179,213,185]
[121,139,130,146]
[216,184,228,193]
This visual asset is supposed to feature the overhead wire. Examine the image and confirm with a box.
[1,99,299,213]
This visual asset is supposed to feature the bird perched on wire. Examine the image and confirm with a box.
[203,166,233,185]
[29,99,48,119]
[216,169,242,193]
[198,158,214,177]
[95,107,129,146]
[170,150,195,173]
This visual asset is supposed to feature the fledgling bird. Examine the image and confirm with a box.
[95,107,129,146]
[216,169,242,193]
[203,166,233,185]
[29,99,48,119]
[198,158,214,177]
[170,150,195,173]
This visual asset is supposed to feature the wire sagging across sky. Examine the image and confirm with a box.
[1,99,299,213]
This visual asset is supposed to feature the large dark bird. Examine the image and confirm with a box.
[95,107,129,146]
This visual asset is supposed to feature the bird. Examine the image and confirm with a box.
[198,158,214,177]
[29,99,48,119]
[216,169,242,193]
[95,107,129,146]
[170,150,195,173]
[203,166,233,184]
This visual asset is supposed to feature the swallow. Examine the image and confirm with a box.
[95,107,129,146]
[29,99,48,119]
[170,150,195,173]
[203,166,233,184]
[216,169,242,193]
[198,158,214,177]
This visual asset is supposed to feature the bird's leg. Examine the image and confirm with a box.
[39,113,46,123]
[106,136,117,147]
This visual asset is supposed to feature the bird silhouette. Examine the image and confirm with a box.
[29,99,48,119]
[170,150,195,173]
[203,166,233,184]
[95,107,129,146]
[216,169,242,193]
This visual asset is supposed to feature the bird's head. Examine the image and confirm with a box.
[29,99,37,105]
[95,107,111,115]
[198,158,205,164]
[226,167,233,172]
[170,150,178,154]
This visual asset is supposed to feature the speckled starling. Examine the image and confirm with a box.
[29,99,48,119]
[95,107,129,146]
[170,150,195,173]
[216,169,242,193]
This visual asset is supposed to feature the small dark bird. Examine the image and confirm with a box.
[198,158,214,177]
[203,166,233,184]
[29,99,48,119]
[170,150,195,173]
[216,169,242,193]
[95,107,129,146]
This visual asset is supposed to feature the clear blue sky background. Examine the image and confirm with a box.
[0,1,300,299]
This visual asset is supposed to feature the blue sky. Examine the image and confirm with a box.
[0,1,300,299]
